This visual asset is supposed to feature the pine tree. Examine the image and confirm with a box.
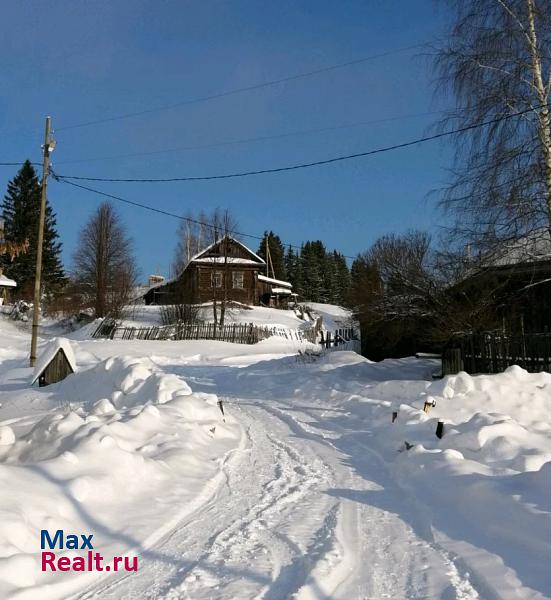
[300,241,325,302]
[332,251,351,305]
[285,241,350,304]
[1,161,65,298]
[284,246,296,284]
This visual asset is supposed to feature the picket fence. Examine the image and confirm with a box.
[443,331,551,374]
[92,319,317,345]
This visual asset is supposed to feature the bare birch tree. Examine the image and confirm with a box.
[171,208,238,327]
[73,202,138,318]
[172,210,208,277]
[434,0,551,254]
[208,208,238,328]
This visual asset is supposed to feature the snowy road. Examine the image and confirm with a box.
[3,322,551,599]
[73,359,479,600]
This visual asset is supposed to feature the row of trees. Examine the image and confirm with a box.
[256,232,350,305]
[0,160,493,359]
[172,221,353,309]
[0,161,65,298]
[1,161,137,318]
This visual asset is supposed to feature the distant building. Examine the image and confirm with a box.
[0,273,16,305]
[143,236,294,308]
[148,274,165,287]
[456,229,551,333]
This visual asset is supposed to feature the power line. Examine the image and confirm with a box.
[0,162,42,167]
[55,110,442,165]
[51,175,358,260]
[55,42,426,132]
[54,104,549,184]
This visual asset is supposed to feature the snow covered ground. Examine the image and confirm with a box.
[120,304,311,331]
[1,315,551,599]
[119,301,356,334]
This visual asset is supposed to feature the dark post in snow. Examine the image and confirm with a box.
[392,411,398,423]
[436,421,444,439]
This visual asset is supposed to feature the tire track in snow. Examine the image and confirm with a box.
[77,401,340,600]
[260,400,481,600]
[76,382,480,600]
[164,403,339,599]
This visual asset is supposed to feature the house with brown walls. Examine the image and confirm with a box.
[143,236,294,307]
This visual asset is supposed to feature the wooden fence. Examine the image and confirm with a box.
[443,331,551,375]
[319,328,360,353]
[92,319,317,345]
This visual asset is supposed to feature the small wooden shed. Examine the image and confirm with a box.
[0,273,16,305]
[31,338,76,387]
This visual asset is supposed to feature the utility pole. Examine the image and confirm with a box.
[30,116,55,367]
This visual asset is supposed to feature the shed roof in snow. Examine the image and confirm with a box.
[31,338,77,385]
[0,274,16,288]
[257,274,292,288]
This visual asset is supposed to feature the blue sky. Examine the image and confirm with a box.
[1,0,453,280]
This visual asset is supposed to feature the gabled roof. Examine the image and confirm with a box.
[141,237,267,298]
[31,338,76,385]
[189,235,266,266]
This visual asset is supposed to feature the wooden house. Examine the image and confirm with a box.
[143,236,294,307]
[452,229,551,334]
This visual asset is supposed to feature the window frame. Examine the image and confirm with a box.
[212,271,223,288]
[232,271,244,289]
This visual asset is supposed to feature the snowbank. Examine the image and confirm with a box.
[345,364,551,599]
[0,355,241,599]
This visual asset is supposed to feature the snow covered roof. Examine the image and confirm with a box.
[194,257,261,265]
[271,287,292,295]
[257,274,292,288]
[188,236,265,267]
[0,274,16,288]
[31,338,76,385]
[490,229,551,267]
[469,229,551,273]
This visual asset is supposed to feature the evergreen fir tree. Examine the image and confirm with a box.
[1,160,65,298]
[287,245,304,299]
[333,251,351,305]
[257,231,286,280]
[301,241,325,302]
[284,246,296,285]
[286,241,351,304]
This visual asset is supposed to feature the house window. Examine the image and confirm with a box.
[212,271,223,288]
[232,271,244,289]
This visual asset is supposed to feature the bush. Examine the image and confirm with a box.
[159,304,200,326]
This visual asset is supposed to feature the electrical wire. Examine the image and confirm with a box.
[53,104,549,184]
[54,110,442,165]
[55,42,426,131]
[51,174,357,260]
